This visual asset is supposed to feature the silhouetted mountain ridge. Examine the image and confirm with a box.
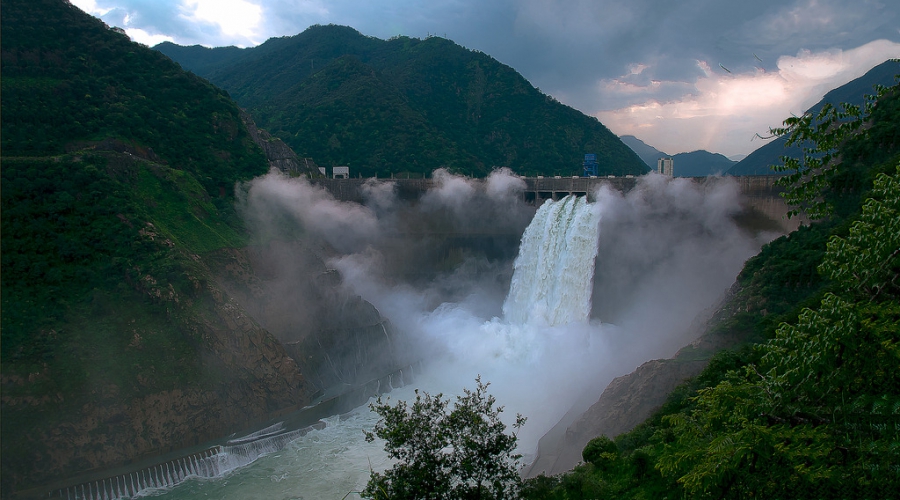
[671,150,736,177]
[620,135,668,168]
[620,135,735,177]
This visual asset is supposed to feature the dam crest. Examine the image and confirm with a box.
[311,175,806,234]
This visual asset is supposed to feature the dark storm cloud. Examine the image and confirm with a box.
[78,0,898,92]
[473,0,898,110]
[72,0,900,154]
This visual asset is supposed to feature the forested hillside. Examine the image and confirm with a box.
[0,0,309,494]
[523,82,900,499]
[156,27,649,178]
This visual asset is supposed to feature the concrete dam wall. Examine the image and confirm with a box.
[311,175,806,235]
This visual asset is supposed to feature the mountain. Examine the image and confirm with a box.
[0,7,273,196]
[671,150,736,177]
[728,59,900,176]
[2,3,516,494]
[620,134,668,169]
[620,135,735,177]
[151,42,246,77]
[156,27,649,178]
[0,0,316,493]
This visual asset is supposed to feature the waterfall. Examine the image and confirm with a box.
[503,195,601,326]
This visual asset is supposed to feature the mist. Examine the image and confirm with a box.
[235,168,769,458]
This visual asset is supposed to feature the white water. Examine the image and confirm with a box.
[144,401,392,500]
[140,195,608,499]
[504,195,601,326]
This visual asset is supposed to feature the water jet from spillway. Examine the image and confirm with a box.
[503,195,601,326]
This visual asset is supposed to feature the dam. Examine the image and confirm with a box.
[311,175,806,234]
[21,173,803,499]
[311,175,635,203]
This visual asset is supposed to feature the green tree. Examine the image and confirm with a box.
[363,377,526,500]
[656,165,900,498]
[582,435,619,471]
[770,80,896,220]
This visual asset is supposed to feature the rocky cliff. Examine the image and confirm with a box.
[210,240,410,393]
[526,284,753,476]
[1,241,311,493]
[241,110,319,177]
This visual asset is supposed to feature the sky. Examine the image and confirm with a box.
[71,0,900,157]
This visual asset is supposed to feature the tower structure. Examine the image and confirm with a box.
[657,157,674,177]
[583,153,599,177]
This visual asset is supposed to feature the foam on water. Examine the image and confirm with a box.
[147,395,398,499]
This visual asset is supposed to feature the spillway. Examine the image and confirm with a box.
[503,195,601,326]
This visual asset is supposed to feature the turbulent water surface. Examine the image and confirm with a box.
[152,399,392,499]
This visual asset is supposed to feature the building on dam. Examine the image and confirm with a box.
[657,157,674,177]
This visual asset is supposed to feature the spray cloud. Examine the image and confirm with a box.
[235,169,770,457]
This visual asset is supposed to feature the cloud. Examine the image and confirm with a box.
[485,167,527,199]
[741,0,897,51]
[180,0,264,44]
[69,0,900,153]
[124,28,175,46]
[596,40,900,156]
[70,0,110,16]
[360,178,399,214]
[237,169,533,312]
[589,175,761,341]
[188,163,773,468]
[72,0,266,47]
[420,168,478,215]
[311,173,768,454]
[238,170,381,253]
